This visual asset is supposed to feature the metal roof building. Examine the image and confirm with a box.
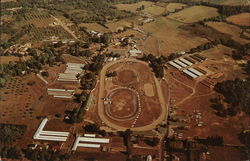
[40,131,69,136]
[33,117,48,140]
[78,137,110,143]
[33,118,69,142]
[188,68,203,76]
[179,58,193,66]
[72,136,110,151]
[174,60,187,68]
[84,134,96,137]
[183,70,198,78]
[77,143,100,148]
[168,61,182,70]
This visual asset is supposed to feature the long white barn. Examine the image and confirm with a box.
[33,118,69,142]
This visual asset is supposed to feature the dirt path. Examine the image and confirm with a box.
[97,58,168,131]
[51,15,79,40]
[170,75,197,106]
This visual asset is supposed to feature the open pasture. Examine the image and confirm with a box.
[138,17,208,55]
[114,1,154,13]
[105,16,141,32]
[166,3,187,12]
[79,23,110,33]
[206,22,249,44]
[167,6,219,23]
[143,5,165,16]
[227,13,250,26]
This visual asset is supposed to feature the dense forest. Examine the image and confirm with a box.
[214,78,250,116]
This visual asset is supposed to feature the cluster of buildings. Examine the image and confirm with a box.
[168,54,207,79]
[193,110,203,127]
[4,43,31,55]
[89,30,103,38]
[105,57,118,62]
[33,118,69,142]
[72,135,110,151]
[139,13,155,25]
[57,63,84,82]
[33,118,110,151]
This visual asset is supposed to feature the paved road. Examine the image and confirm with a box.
[97,58,168,131]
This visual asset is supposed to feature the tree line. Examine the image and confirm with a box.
[140,53,183,78]
[167,0,250,17]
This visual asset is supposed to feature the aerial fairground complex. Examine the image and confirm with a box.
[0,0,249,160]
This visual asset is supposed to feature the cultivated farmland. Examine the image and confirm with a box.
[167,6,219,23]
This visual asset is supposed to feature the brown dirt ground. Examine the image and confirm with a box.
[62,55,86,64]
[107,89,137,118]
[43,63,66,83]
[70,151,127,161]
[116,69,137,85]
[43,118,72,131]
[208,146,248,161]
[175,93,249,145]
[132,148,159,158]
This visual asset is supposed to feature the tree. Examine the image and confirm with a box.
[84,123,100,133]
[7,147,24,159]
[0,78,6,87]
[41,71,49,77]
[144,137,159,147]
[100,33,110,45]
[78,95,87,103]
[85,72,95,79]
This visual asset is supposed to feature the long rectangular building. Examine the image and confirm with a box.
[179,58,193,66]
[40,131,69,136]
[168,61,182,70]
[174,60,187,68]
[188,68,203,76]
[183,70,198,79]
[190,55,203,62]
[184,57,196,64]
[77,143,100,148]
[78,137,110,144]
